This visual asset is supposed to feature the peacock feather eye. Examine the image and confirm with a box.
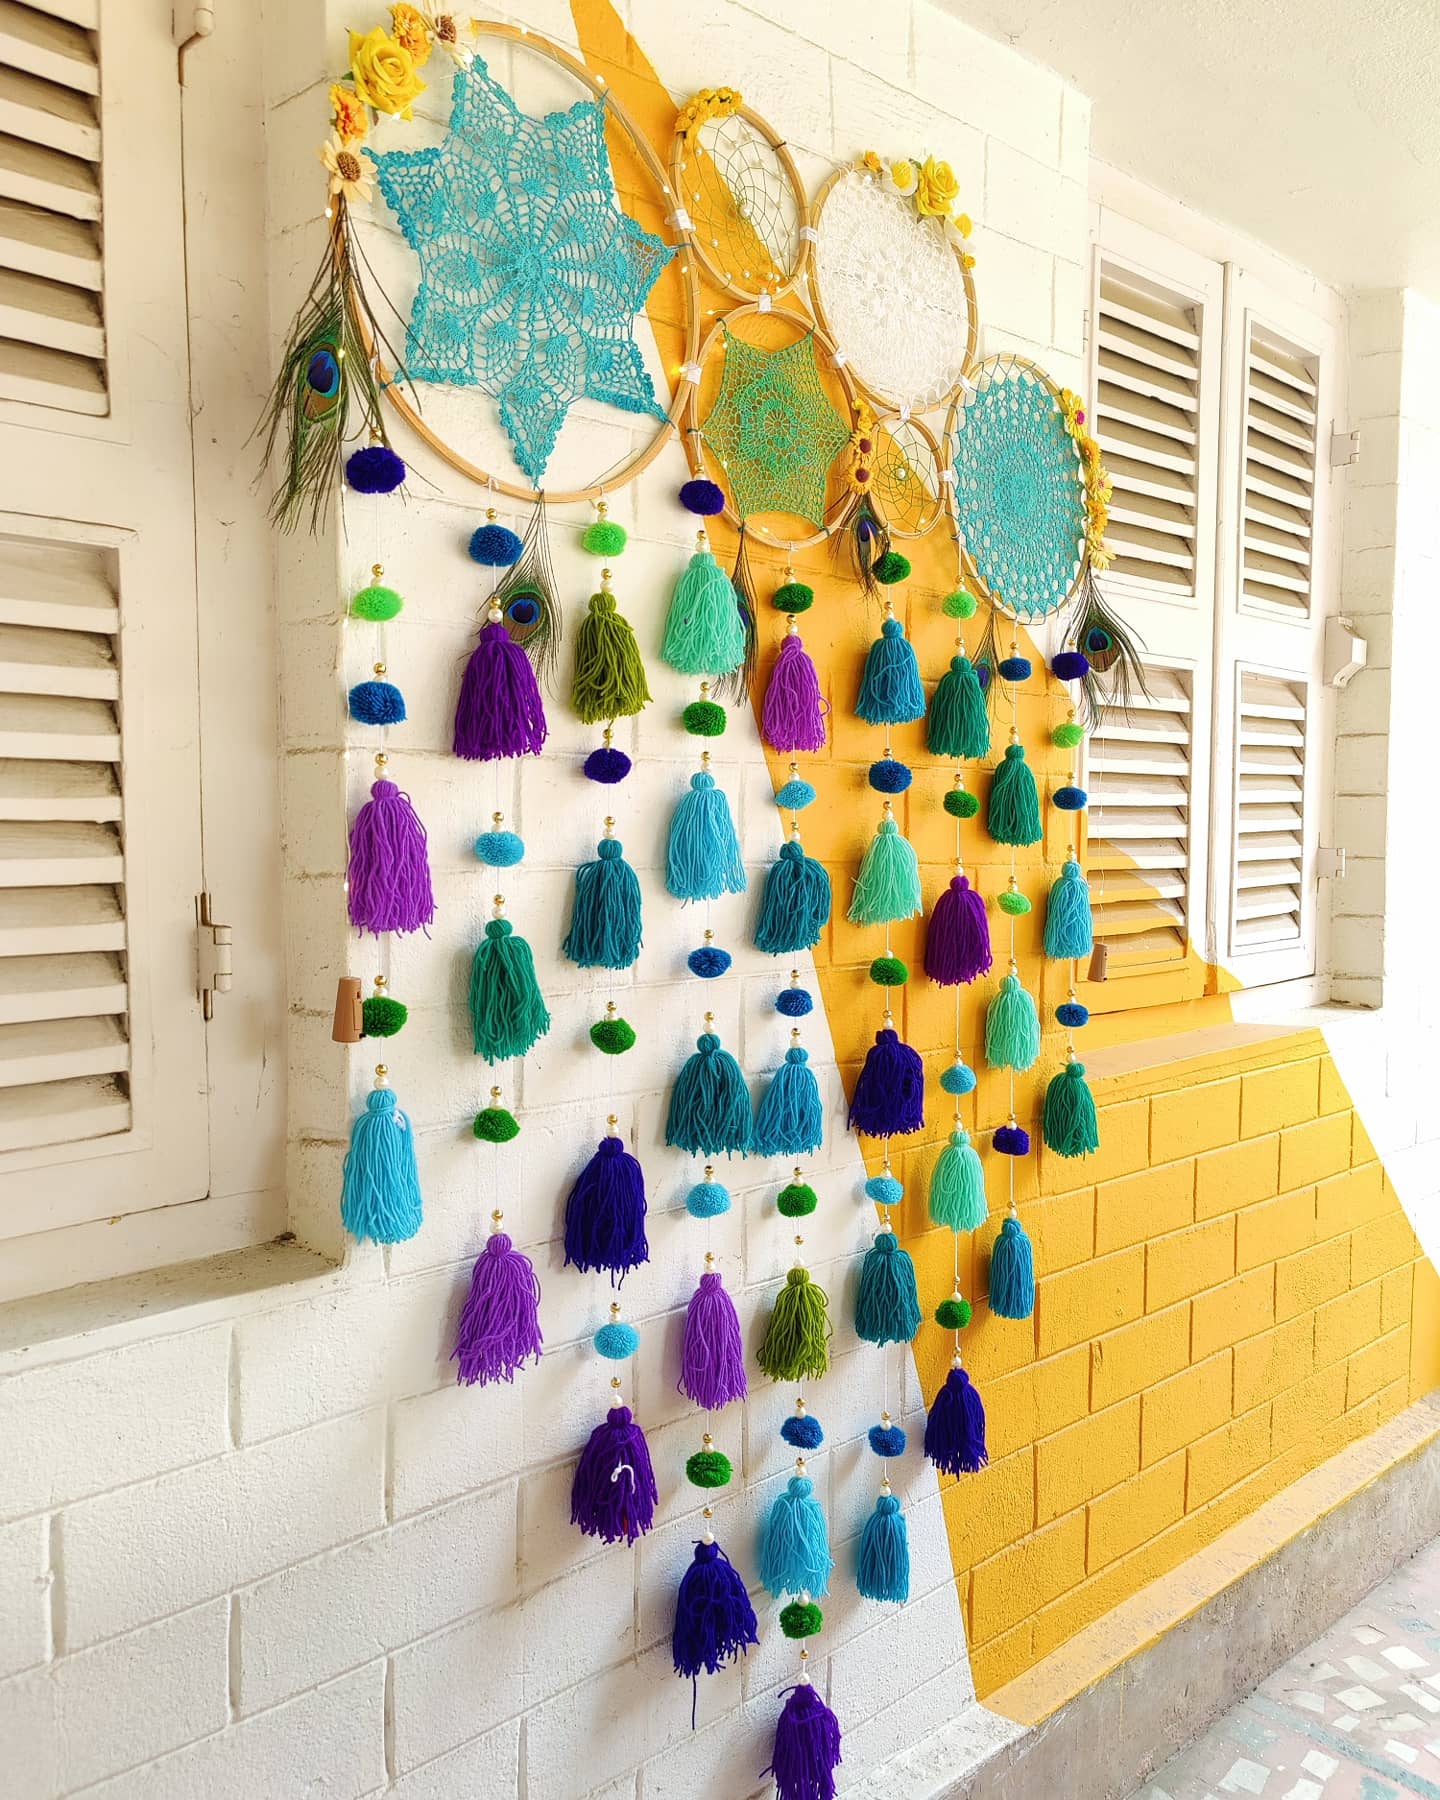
[503,589,543,642]
[306,348,339,396]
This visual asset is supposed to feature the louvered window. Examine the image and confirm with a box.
[0,0,105,416]
[1229,671,1308,954]
[1240,322,1318,618]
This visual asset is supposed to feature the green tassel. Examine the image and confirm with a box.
[757,1268,831,1381]
[928,654,991,759]
[929,1127,987,1231]
[987,742,1042,846]
[985,972,1039,1072]
[1043,1061,1099,1157]
[661,543,745,676]
[469,919,551,1063]
[571,589,651,724]
[848,815,922,926]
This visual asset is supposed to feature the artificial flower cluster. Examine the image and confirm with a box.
[676,86,743,137]
[858,150,976,266]
[1060,388,1114,571]
[845,401,878,493]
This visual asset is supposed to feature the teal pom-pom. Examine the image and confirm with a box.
[1057,1002,1089,1028]
[865,1174,903,1207]
[361,995,407,1038]
[985,972,1040,1071]
[848,817,922,925]
[473,1105,519,1142]
[1045,857,1093,960]
[683,698,727,736]
[1043,1061,1100,1157]
[988,742,1042,846]
[869,954,908,986]
[939,1059,977,1096]
[943,785,981,819]
[774,777,816,810]
[582,518,628,557]
[935,1295,972,1330]
[686,1449,733,1488]
[773,581,815,614]
[857,616,925,726]
[941,588,978,619]
[474,829,525,866]
[590,1015,637,1054]
[594,1319,640,1359]
[998,887,1032,916]
[686,1179,731,1219]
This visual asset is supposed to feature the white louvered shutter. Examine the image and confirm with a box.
[1229,671,1309,954]
[1240,324,1318,618]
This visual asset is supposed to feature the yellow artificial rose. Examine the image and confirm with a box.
[860,149,884,175]
[349,26,426,121]
[955,212,973,238]
[390,5,432,66]
[915,156,960,217]
[329,83,368,142]
[889,156,917,196]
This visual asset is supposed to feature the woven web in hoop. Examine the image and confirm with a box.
[702,325,850,525]
[951,366,1086,619]
[812,168,970,410]
[872,419,942,535]
[679,113,799,290]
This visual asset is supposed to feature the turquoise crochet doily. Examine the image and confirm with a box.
[951,368,1085,619]
[374,59,674,484]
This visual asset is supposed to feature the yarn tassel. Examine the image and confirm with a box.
[751,1044,823,1157]
[571,585,651,723]
[929,1127,987,1231]
[757,1268,831,1381]
[679,1268,747,1409]
[563,835,642,969]
[340,1080,423,1244]
[987,741,1042,846]
[563,1135,648,1282]
[856,615,925,725]
[924,873,992,984]
[924,1362,988,1474]
[848,1028,925,1137]
[856,1493,909,1603]
[755,837,831,955]
[989,1212,1036,1318]
[1044,856,1094,959]
[760,1474,833,1597]
[571,1405,658,1544]
[452,1228,543,1385]
[763,626,827,753]
[765,1682,843,1800]
[673,1539,759,1706]
[927,653,990,759]
[662,532,746,675]
[1043,1061,1099,1157]
[666,1030,752,1156]
[985,972,1040,1072]
[347,775,435,936]
[848,813,922,925]
[667,770,746,901]
[854,1231,922,1345]
[453,618,547,760]
[468,918,551,1062]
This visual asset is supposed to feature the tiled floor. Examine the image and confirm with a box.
[1131,1539,1440,1800]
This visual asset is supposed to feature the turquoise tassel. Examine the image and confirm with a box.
[929,1127,987,1231]
[759,1474,832,1598]
[856,614,925,725]
[1044,856,1093,959]
[341,1082,422,1245]
[755,838,831,954]
[989,1212,1035,1319]
[854,1231,922,1345]
[856,1493,909,1603]
[666,1031,752,1157]
[848,814,922,925]
[667,769,746,901]
[563,836,642,970]
[985,972,1040,1071]
[661,541,745,676]
[752,1044,823,1157]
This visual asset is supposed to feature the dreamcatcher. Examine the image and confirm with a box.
[670,90,810,302]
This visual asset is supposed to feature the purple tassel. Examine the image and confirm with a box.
[679,1269,747,1409]
[563,1136,648,1283]
[570,1405,658,1544]
[347,778,435,936]
[765,1682,842,1800]
[451,1231,543,1386]
[762,632,827,753]
[453,620,547,761]
[847,1028,925,1138]
[924,1364,988,1475]
[925,874,992,985]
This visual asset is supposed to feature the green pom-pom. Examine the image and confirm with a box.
[942,588,978,619]
[998,888,1032,916]
[874,550,910,585]
[590,1016,637,1055]
[683,699,727,736]
[944,786,980,819]
[351,583,402,622]
[361,995,408,1038]
[935,1296,973,1330]
[869,955,909,986]
[779,1600,823,1639]
[581,518,628,557]
[685,1448,733,1488]
[777,1180,818,1217]
[1052,721,1085,749]
[773,581,815,614]
[473,1105,519,1142]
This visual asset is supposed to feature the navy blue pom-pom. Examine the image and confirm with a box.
[583,746,632,784]
[868,758,912,794]
[1053,785,1088,811]
[781,1414,824,1450]
[347,679,406,726]
[468,522,524,567]
[777,987,814,1016]
[345,444,406,494]
[976,662,992,691]
[868,1422,907,1458]
[687,945,733,978]
[679,478,725,516]
[1052,651,1090,681]
[993,1124,1031,1156]
[1056,1002,1089,1028]
[998,656,1032,681]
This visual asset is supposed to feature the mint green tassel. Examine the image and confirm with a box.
[1043,1060,1099,1156]
[985,971,1039,1071]
[848,814,922,925]
[988,742,1042,846]
[661,543,745,676]
[929,1127,987,1230]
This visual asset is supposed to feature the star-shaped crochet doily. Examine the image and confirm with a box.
[373,59,675,483]
[703,326,850,525]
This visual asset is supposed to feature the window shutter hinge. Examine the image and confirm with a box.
[1316,847,1346,881]
[1330,428,1361,469]
[197,894,233,1021]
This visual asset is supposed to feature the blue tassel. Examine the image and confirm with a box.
[856,615,925,725]
[854,1232,922,1346]
[673,1538,759,1720]
[781,1412,824,1450]
[924,1364,988,1475]
[563,836,642,969]
[666,1032,752,1157]
[563,1135,648,1283]
[989,1213,1035,1319]
[340,1082,423,1244]
[847,1029,924,1138]
[755,839,831,955]
[1044,857,1093,959]
[856,1493,909,1603]
[751,1045,823,1157]
[667,770,746,901]
[760,1475,832,1598]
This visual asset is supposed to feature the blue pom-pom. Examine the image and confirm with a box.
[939,1060,977,1096]
[468,522,524,567]
[686,1179,731,1219]
[776,986,813,1016]
[1053,785,1089,811]
[993,1124,1031,1155]
[679,478,725,516]
[347,679,406,726]
[1052,651,1090,681]
[774,777,817,810]
[781,1414,824,1450]
[868,758,912,793]
[584,746,632,784]
[687,944,733,978]
[868,1422,907,1458]
[998,656,1032,681]
[865,1174,903,1207]
[345,444,406,494]
[594,1319,641,1359]
[1056,1002,1090,1028]
[474,830,525,867]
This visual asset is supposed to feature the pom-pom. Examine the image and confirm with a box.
[680,1269,747,1409]
[865,1173,903,1207]
[868,759,912,796]
[469,917,551,1063]
[924,1365,987,1474]
[941,588,978,619]
[757,1268,831,1381]
[454,620,547,762]
[347,779,435,936]
[998,887,1031,916]
[571,1406,657,1544]
[1045,857,1093,960]
[341,1084,422,1244]
[467,522,523,566]
[777,984,814,1016]
[686,1449,733,1488]
[571,589,651,723]
[667,770,746,901]
[781,1413,823,1450]
[1057,1002,1090,1028]
[988,742,1042,846]
[679,477,725,515]
[925,873,992,986]
[452,1231,543,1386]
[985,972,1040,1071]
[763,633,827,754]
[361,994,407,1038]
[760,1474,832,1598]
[854,1231,922,1346]
[473,1104,519,1142]
[1052,650,1090,681]
[775,776,817,811]
[939,1059,977,1096]
[687,943,733,978]
[998,655,1032,681]
[856,617,925,725]
[848,817,922,925]
[927,653,990,759]
[766,1682,842,1800]
[564,837,643,970]
[582,518,628,557]
[929,1127,987,1231]
[777,1180,818,1218]
[474,829,525,867]
[873,549,910,585]
[935,1295,973,1330]
[752,1046,823,1158]
[594,1318,640,1359]
[686,1178,731,1219]
[564,1137,648,1281]
[348,678,406,725]
[1052,721,1085,749]
[868,954,908,986]
[666,1032,752,1157]
[868,1422,907,1457]
[663,550,745,676]
[773,580,814,613]
[993,1123,1031,1156]
[848,1029,925,1138]
[943,785,981,819]
[755,839,831,955]
[1053,784,1089,811]
[583,745,632,783]
[672,1540,758,1685]
[590,1015,637,1055]
[345,444,405,493]
[779,1600,823,1638]
[683,698,728,736]
[989,1213,1036,1317]
[351,581,403,622]
[1043,1061,1099,1157]
[856,1491,909,1603]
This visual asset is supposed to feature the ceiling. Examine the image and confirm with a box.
[940,0,1440,301]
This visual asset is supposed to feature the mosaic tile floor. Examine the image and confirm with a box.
[1132,1540,1440,1800]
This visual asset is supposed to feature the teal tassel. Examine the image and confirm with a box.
[929,1127,987,1231]
[985,972,1040,1071]
[755,838,831,955]
[856,1492,909,1603]
[666,1031,752,1157]
[989,1213,1035,1319]
[848,815,922,925]
[987,742,1042,846]
[341,1083,422,1244]
[1043,1061,1099,1157]
[856,615,926,725]
[1044,856,1093,959]
[854,1231,922,1345]
[662,542,746,676]
[563,836,642,970]
[760,1474,832,1598]
[667,769,746,901]
[468,919,551,1063]
[752,1045,823,1157]
[927,653,990,759]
